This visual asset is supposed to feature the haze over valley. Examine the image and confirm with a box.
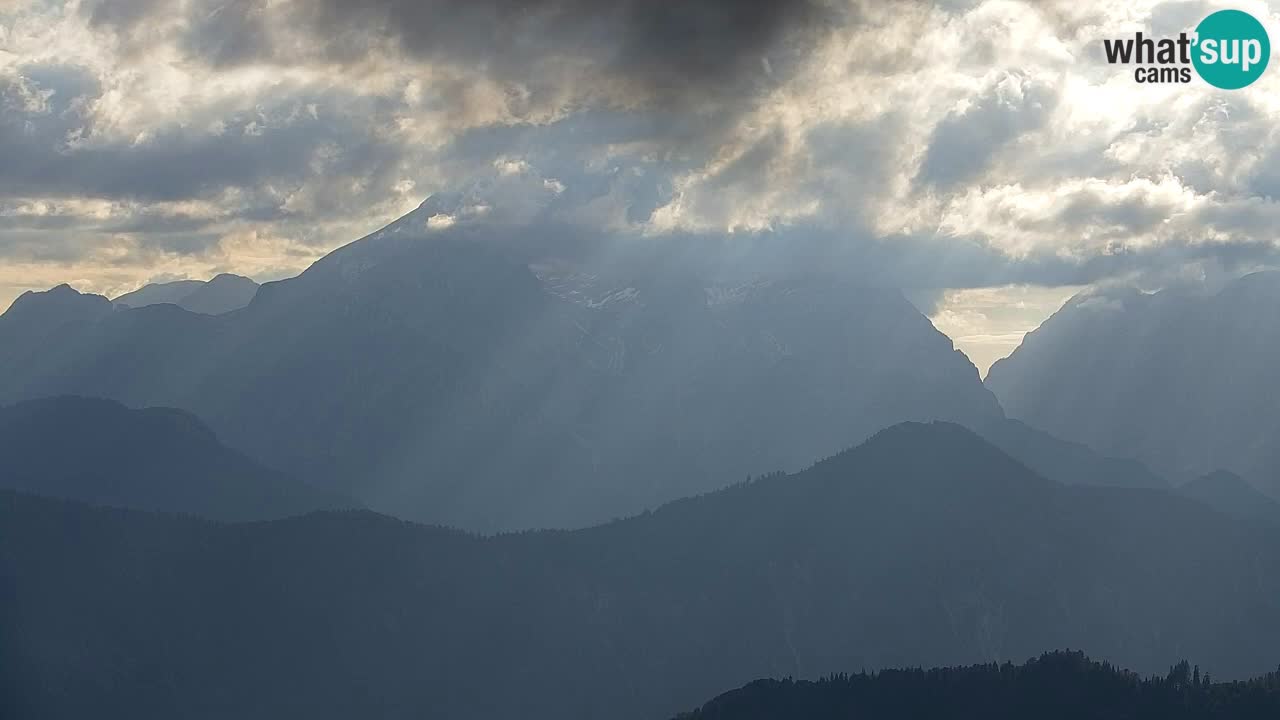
[5,0,1280,718]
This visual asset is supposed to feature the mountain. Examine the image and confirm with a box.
[112,279,205,308]
[113,273,259,315]
[0,282,112,335]
[1178,471,1280,526]
[0,396,353,520]
[0,202,1006,530]
[986,273,1280,497]
[3,423,1279,719]
[172,273,259,315]
[675,651,1280,720]
[977,418,1167,489]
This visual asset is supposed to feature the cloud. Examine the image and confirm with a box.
[0,62,407,206]
[84,0,838,103]
[917,72,1056,189]
[5,0,1280,327]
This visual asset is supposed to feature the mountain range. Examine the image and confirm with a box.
[112,273,259,315]
[0,201,1011,530]
[987,272,1280,498]
[4,422,1278,719]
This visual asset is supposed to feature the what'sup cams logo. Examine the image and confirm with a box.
[1103,9,1270,89]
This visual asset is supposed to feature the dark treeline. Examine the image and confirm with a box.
[679,651,1280,719]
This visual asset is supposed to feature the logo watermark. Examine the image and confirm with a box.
[1103,9,1270,89]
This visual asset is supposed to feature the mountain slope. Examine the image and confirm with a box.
[1178,471,1280,526]
[114,274,258,315]
[977,418,1167,489]
[0,396,353,520]
[3,423,1278,720]
[0,204,1004,530]
[675,652,1280,720]
[986,273,1280,496]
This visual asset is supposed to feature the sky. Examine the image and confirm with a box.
[4,0,1280,372]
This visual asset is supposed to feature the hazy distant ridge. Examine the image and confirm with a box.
[113,273,258,315]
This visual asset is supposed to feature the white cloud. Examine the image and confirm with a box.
[4,0,1280,356]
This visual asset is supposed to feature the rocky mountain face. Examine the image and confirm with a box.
[0,203,1004,530]
[986,273,1280,498]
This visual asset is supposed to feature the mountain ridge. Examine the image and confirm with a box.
[113,273,259,315]
[0,209,1008,530]
[4,421,1278,719]
[0,395,355,520]
[986,272,1280,497]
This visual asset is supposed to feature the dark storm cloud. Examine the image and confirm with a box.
[431,108,702,224]
[84,0,841,106]
[182,0,273,68]
[1246,145,1280,201]
[917,73,1056,189]
[6,0,1275,313]
[100,213,222,236]
[867,230,1280,293]
[1047,189,1175,237]
[50,0,852,249]
[676,213,1280,301]
[444,108,722,164]
[0,62,403,210]
[79,0,166,30]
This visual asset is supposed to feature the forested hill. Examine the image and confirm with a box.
[4,422,1280,719]
[677,651,1280,720]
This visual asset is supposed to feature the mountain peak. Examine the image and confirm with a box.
[853,420,1013,460]
[2,284,112,324]
[114,274,258,315]
[0,225,1006,531]
[802,420,1054,496]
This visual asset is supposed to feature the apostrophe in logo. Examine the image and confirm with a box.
[1193,9,1269,89]
[1102,8,1271,89]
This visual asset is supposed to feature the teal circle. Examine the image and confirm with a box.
[1193,9,1270,89]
